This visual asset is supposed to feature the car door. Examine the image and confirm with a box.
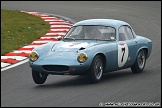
[118,25,138,68]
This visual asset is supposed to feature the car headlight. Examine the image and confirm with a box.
[77,53,88,63]
[29,51,39,62]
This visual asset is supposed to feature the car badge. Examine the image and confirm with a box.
[58,54,63,56]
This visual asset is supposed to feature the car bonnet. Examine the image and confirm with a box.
[51,41,98,52]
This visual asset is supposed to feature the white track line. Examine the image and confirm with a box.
[41,16,57,19]
[39,15,49,16]
[1,56,27,60]
[45,33,66,35]
[23,12,40,14]
[21,45,40,48]
[50,28,69,32]
[12,50,32,53]
[50,25,71,28]
[45,19,65,22]
[32,41,51,43]
[49,22,72,25]
[1,62,11,68]
[40,37,59,39]
[1,59,29,72]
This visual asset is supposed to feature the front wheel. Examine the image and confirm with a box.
[131,49,146,73]
[88,55,103,83]
[32,70,48,84]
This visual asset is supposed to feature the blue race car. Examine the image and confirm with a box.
[29,19,152,84]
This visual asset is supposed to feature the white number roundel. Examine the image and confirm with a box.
[118,42,129,67]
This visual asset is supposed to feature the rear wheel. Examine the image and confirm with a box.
[32,70,48,84]
[131,49,146,73]
[88,55,103,83]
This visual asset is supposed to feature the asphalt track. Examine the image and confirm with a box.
[1,1,161,107]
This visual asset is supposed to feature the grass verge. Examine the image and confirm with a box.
[1,9,50,55]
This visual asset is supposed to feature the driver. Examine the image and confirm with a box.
[83,26,102,39]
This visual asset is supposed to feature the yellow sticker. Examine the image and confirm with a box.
[64,72,69,75]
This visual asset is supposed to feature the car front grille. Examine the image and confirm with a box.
[42,65,69,72]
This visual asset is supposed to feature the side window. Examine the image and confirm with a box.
[119,26,134,41]
[125,26,134,39]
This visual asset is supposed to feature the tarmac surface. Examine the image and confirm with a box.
[1,1,161,107]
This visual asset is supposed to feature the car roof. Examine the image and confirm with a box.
[73,19,130,28]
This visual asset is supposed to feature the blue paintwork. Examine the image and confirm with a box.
[73,19,129,28]
[29,19,152,75]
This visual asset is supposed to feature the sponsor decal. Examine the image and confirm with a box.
[61,42,88,48]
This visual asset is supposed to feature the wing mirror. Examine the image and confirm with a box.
[57,36,63,41]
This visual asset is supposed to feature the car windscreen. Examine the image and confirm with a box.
[64,25,116,40]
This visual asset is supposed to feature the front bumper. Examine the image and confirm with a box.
[29,50,92,75]
[29,60,91,75]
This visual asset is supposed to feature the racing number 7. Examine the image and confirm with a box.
[121,47,125,62]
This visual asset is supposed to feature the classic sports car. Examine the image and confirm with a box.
[29,19,152,84]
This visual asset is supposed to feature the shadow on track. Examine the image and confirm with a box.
[33,69,145,89]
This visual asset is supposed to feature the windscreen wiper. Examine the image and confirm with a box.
[63,37,76,41]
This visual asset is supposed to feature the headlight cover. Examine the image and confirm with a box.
[77,53,88,63]
[29,51,39,62]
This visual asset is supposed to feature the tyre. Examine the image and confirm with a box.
[88,55,103,83]
[131,49,146,73]
[32,70,48,84]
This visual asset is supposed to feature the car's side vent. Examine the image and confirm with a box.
[79,47,85,50]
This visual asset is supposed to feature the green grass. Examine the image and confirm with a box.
[1,9,50,55]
